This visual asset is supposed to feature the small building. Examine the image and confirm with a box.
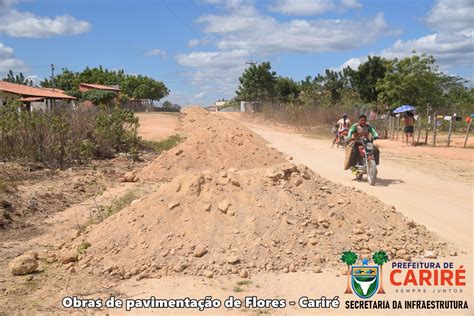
[0,81,76,110]
[205,105,219,112]
[79,83,120,96]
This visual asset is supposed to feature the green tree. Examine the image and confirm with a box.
[372,250,389,294]
[312,69,349,105]
[2,70,33,86]
[346,56,388,103]
[236,62,277,102]
[275,76,300,103]
[340,251,358,294]
[121,75,169,101]
[377,54,447,109]
[82,90,117,106]
[40,66,169,102]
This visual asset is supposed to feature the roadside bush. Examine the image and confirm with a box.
[0,101,140,168]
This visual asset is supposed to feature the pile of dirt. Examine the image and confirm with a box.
[137,107,285,182]
[57,107,449,281]
[69,163,449,280]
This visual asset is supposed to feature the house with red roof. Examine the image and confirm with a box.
[0,81,76,110]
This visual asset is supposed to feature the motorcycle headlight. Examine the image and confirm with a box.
[366,142,374,150]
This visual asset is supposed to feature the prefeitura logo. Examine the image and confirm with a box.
[341,251,389,299]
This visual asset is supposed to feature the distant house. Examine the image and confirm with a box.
[205,105,219,112]
[79,83,120,96]
[0,81,76,110]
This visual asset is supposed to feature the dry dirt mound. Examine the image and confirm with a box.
[71,163,449,280]
[137,107,285,182]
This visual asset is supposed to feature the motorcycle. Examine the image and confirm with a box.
[336,129,349,148]
[332,127,349,148]
[352,137,377,185]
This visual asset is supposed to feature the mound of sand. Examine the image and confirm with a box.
[137,107,285,182]
[72,163,448,280]
[59,107,450,281]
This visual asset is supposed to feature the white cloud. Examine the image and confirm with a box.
[175,49,249,101]
[381,33,473,69]
[26,74,41,85]
[332,57,365,71]
[425,0,474,32]
[176,49,249,68]
[198,10,392,55]
[188,39,201,48]
[0,0,19,9]
[269,0,362,16]
[378,0,473,71]
[334,0,473,79]
[180,2,394,101]
[0,42,27,72]
[144,48,167,58]
[187,36,214,48]
[0,10,90,38]
[340,0,362,9]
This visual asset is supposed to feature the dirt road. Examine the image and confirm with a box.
[1,111,471,315]
[222,113,473,252]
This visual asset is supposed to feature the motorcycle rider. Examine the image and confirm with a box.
[332,113,350,147]
[346,114,380,170]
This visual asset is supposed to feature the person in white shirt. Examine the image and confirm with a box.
[332,113,351,147]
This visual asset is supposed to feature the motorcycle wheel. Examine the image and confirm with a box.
[356,172,363,180]
[367,160,377,186]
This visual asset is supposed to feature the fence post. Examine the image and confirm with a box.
[416,114,422,144]
[447,117,453,147]
[396,116,400,140]
[424,104,431,144]
[432,113,437,147]
[464,119,472,148]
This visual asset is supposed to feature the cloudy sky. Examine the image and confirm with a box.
[0,0,472,105]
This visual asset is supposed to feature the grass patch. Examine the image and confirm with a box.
[0,180,7,191]
[141,134,182,153]
[237,280,253,286]
[77,242,91,255]
[91,188,142,224]
[111,190,140,214]
[233,286,244,292]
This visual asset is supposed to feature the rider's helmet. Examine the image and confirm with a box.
[342,113,348,118]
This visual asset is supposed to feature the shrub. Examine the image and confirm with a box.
[0,101,141,168]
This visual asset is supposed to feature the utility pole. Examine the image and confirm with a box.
[246,60,257,66]
[51,64,56,91]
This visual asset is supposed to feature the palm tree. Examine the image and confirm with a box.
[340,251,358,294]
[372,250,389,294]
[3,70,33,86]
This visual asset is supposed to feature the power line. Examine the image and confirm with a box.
[160,0,199,36]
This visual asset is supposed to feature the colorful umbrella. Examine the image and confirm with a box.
[393,105,415,113]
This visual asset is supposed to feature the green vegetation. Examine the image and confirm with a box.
[236,280,253,286]
[233,286,244,292]
[77,242,91,255]
[235,54,473,126]
[0,100,140,168]
[141,134,182,153]
[40,66,169,103]
[2,70,33,86]
[91,189,141,224]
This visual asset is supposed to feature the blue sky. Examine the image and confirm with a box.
[0,0,472,105]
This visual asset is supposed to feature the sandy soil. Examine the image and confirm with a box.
[222,112,473,250]
[0,110,471,315]
[135,112,180,141]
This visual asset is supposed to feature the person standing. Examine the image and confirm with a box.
[403,111,415,145]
